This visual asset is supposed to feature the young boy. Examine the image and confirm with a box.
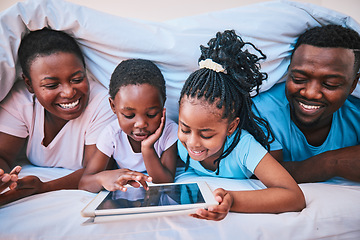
[79,59,178,193]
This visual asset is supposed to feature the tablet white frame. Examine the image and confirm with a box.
[81,181,217,218]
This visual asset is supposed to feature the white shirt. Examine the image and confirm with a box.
[0,79,116,170]
[96,118,178,172]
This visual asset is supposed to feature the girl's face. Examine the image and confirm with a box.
[24,52,89,123]
[178,96,239,169]
[110,83,164,144]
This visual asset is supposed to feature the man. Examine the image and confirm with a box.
[253,24,360,183]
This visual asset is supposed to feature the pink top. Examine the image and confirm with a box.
[0,79,115,170]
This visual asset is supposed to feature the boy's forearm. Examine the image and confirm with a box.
[78,172,105,193]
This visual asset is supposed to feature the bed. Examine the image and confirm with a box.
[0,0,359,239]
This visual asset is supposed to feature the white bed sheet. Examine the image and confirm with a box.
[0,0,360,239]
[0,165,359,240]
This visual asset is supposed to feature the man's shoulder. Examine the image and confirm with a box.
[346,95,360,109]
[337,95,360,120]
[253,82,288,119]
[253,82,287,107]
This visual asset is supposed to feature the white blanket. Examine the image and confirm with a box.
[0,0,360,239]
[1,165,360,240]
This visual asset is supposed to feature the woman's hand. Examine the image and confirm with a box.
[190,188,233,221]
[99,168,152,192]
[0,166,21,193]
[0,175,44,206]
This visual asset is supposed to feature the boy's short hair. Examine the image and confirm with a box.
[109,59,166,101]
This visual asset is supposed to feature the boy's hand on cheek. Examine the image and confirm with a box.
[141,108,166,150]
[190,188,233,221]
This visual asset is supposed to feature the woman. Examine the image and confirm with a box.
[0,28,115,205]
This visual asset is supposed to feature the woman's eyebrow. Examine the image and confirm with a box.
[40,70,85,82]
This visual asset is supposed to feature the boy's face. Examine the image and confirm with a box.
[24,52,89,123]
[110,83,164,144]
[285,44,359,132]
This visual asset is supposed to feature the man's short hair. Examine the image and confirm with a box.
[292,25,360,73]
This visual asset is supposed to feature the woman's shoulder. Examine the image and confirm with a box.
[81,78,112,116]
[1,80,33,105]
[0,80,34,113]
[72,78,115,138]
[88,77,109,102]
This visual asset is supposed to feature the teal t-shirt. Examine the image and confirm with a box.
[177,130,268,179]
[253,82,360,162]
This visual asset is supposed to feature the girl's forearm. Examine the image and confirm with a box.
[229,187,305,213]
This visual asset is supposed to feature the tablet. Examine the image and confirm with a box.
[81,182,217,219]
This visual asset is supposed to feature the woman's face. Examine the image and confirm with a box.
[178,96,238,169]
[24,52,89,123]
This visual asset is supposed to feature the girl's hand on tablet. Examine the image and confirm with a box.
[100,169,152,192]
[190,188,233,221]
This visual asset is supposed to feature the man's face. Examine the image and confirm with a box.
[285,44,359,132]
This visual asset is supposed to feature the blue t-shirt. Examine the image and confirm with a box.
[253,82,360,162]
[177,130,268,179]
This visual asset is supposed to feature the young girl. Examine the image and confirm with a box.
[177,30,305,221]
[0,28,115,205]
[79,59,178,193]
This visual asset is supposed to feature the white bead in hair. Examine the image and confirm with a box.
[199,59,226,73]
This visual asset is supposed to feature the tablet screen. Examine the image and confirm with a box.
[96,183,205,210]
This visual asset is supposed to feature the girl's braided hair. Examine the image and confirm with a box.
[179,30,273,174]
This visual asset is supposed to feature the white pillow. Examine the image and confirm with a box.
[0,0,359,121]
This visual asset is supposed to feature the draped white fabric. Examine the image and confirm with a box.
[0,0,359,121]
